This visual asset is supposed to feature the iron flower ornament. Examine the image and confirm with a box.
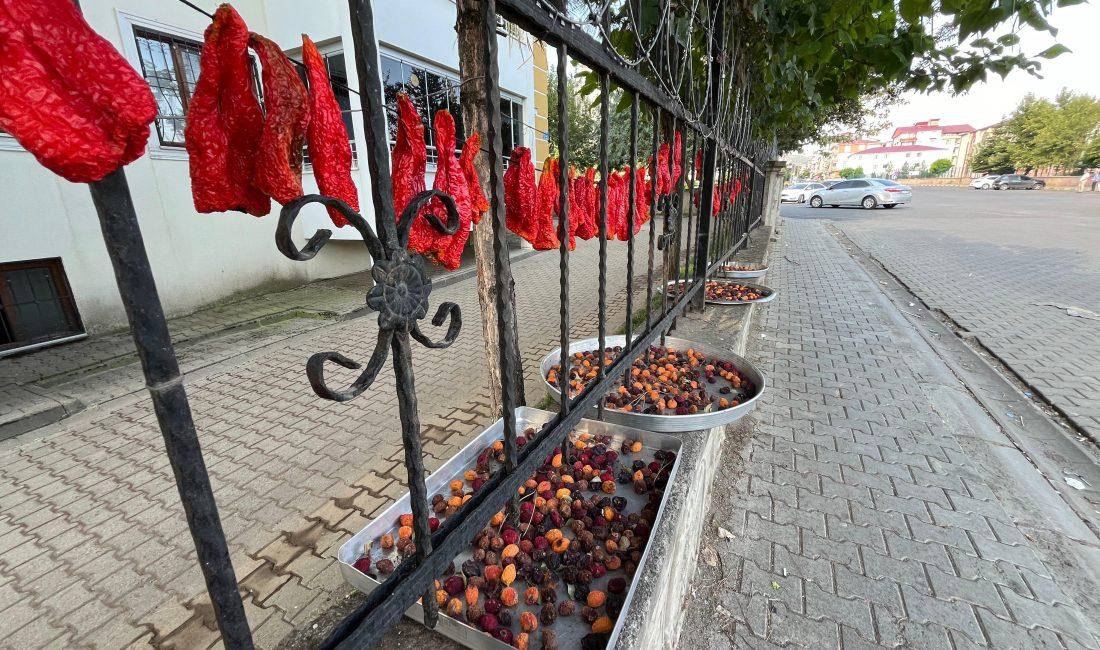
[275,190,463,401]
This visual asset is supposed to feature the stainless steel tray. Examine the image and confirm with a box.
[660,279,777,306]
[338,406,684,650]
[717,264,768,279]
[540,335,765,432]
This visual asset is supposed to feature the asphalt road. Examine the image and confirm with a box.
[779,186,1100,438]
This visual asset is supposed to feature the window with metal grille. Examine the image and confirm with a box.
[133,28,203,147]
[0,258,84,354]
[380,52,523,166]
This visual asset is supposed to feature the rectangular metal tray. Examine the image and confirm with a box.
[338,406,684,650]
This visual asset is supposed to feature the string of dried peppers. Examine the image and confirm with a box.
[0,0,157,183]
[303,35,357,227]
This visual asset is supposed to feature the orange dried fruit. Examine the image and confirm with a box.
[448,496,463,508]
[398,525,413,540]
[380,533,394,549]
[545,529,563,544]
[492,440,504,451]
[484,564,503,583]
[502,544,520,560]
[447,597,463,617]
[520,611,539,632]
[592,616,614,634]
[501,586,519,606]
[449,479,464,492]
[586,590,606,608]
[552,453,562,468]
[463,470,478,482]
[502,565,517,586]
[514,632,529,650]
[490,511,505,527]
[537,481,552,494]
[551,537,570,553]
[435,589,447,607]
[465,585,479,606]
[524,586,540,605]
[556,488,571,500]
[399,514,413,527]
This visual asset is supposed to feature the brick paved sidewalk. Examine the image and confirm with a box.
[0,240,638,649]
[682,219,1100,649]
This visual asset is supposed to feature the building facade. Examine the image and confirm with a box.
[890,119,976,175]
[850,144,951,177]
[0,0,536,354]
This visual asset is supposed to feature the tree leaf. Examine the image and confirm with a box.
[1037,44,1071,59]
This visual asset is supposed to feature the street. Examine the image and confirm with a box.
[781,187,1100,439]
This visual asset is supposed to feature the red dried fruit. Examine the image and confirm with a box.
[352,556,370,574]
[248,34,309,205]
[376,559,395,574]
[504,147,538,243]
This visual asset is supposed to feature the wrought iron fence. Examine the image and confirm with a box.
[81,0,776,648]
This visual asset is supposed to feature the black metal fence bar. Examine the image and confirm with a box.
[596,71,611,420]
[622,92,638,385]
[556,47,571,429]
[88,170,255,650]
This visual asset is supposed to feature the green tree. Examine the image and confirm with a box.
[584,0,1068,153]
[970,131,1016,174]
[1079,136,1100,169]
[929,158,953,176]
[547,72,600,169]
[838,167,864,179]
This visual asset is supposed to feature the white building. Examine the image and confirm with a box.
[890,120,976,175]
[850,144,951,177]
[0,0,537,354]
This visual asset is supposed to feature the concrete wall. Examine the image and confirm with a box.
[904,175,1082,190]
[0,0,536,334]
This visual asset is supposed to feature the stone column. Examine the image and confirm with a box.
[761,160,787,228]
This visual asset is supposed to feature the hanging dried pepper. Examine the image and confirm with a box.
[532,157,561,250]
[607,170,629,241]
[672,131,682,189]
[249,33,310,205]
[391,93,432,254]
[428,110,473,270]
[572,168,598,241]
[503,147,537,243]
[0,0,157,183]
[729,178,742,205]
[655,143,672,196]
[460,132,489,225]
[303,35,356,227]
[632,165,650,234]
[186,5,269,215]
[565,166,578,250]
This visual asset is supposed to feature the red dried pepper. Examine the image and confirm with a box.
[607,170,629,241]
[672,131,682,189]
[572,168,598,241]
[503,147,537,243]
[391,93,433,254]
[429,110,473,270]
[564,166,578,250]
[533,157,561,250]
[187,5,269,215]
[249,33,310,205]
[633,165,650,233]
[303,35,356,227]
[460,132,489,225]
[656,143,672,196]
[0,0,156,183]
[729,178,742,205]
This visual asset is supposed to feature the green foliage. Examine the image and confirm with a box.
[1080,137,1100,169]
[549,73,654,169]
[581,0,1068,153]
[971,91,1100,173]
[929,158,953,175]
[838,167,864,179]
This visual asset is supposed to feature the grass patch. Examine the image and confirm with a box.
[533,393,557,410]
[615,293,665,335]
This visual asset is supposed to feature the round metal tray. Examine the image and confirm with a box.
[540,334,766,432]
[663,279,778,305]
[717,264,769,279]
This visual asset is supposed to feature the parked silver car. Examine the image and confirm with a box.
[780,182,826,203]
[969,174,1001,190]
[808,178,912,209]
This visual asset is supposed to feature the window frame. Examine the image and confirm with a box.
[293,42,358,171]
[132,26,204,149]
[0,257,86,356]
[379,47,525,168]
[117,13,206,160]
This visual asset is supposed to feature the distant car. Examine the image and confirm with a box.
[992,174,1045,190]
[780,182,826,203]
[808,178,912,209]
[970,174,1002,190]
[821,179,844,188]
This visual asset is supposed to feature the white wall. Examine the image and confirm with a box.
[0,0,534,334]
[854,148,949,176]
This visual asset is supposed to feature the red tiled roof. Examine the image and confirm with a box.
[891,123,975,138]
[853,144,948,155]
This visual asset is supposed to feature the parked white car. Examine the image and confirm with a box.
[808,178,912,209]
[969,174,1001,190]
[780,182,826,203]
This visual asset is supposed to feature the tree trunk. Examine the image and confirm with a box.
[455,0,525,414]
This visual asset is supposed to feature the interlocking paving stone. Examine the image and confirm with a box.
[681,219,1099,649]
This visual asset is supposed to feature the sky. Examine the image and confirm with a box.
[877,1,1100,138]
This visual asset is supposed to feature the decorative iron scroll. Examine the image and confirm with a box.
[274,190,463,402]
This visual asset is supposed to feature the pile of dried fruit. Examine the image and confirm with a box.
[720,263,763,272]
[547,345,755,415]
[352,428,675,649]
[702,281,769,302]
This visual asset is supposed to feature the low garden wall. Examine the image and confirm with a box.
[903,175,1081,190]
